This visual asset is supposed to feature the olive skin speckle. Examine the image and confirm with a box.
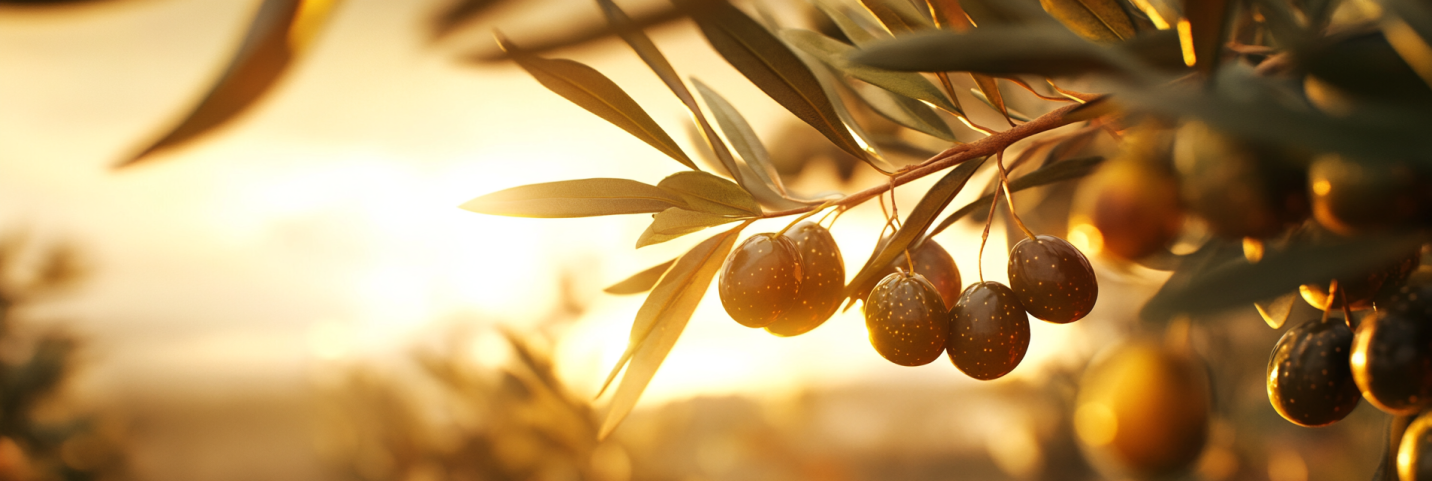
[766,222,845,337]
[947,282,1030,380]
[1007,235,1097,324]
[1267,317,1360,427]
[718,233,804,328]
[865,271,949,366]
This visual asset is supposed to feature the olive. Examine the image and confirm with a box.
[947,282,1030,380]
[766,222,844,337]
[1175,122,1310,240]
[864,271,949,366]
[1075,340,1210,478]
[1267,317,1361,427]
[1309,155,1423,235]
[1400,411,1432,481]
[1075,129,1185,260]
[1007,235,1098,324]
[1352,279,1432,414]
[1299,249,1420,312]
[718,233,804,328]
[853,239,962,309]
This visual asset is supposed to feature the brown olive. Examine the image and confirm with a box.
[1075,129,1185,260]
[1400,411,1432,481]
[1007,235,1098,324]
[1267,317,1361,427]
[1175,122,1310,239]
[864,271,949,366]
[1352,278,1432,414]
[717,233,803,328]
[1310,155,1424,235]
[853,239,962,310]
[1076,340,1210,478]
[766,222,844,337]
[947,282,1030,380]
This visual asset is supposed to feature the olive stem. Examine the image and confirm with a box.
[996,151,1038,241]
[773,202,832,238]
[1320,279,1340,325]
[977,174,1004,284]
[758,102,1086,219]
[1338,283,1356,330]
[904,249,917,275]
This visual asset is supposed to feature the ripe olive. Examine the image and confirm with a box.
[947,282,1030,380]
[853,239,962,310]
[766,222,844,337]
[1310,155,1423,235]
[1400,411,1432,481]
[1007,235,1098,324]
[1351,278,1432,414]
[1299,249,1420,311]
[718,233,804,328]
[1267,317,1361,427]
[1075,130,1184,260]
[864,270,949,366]
[1075,340,1210,478]
[1175,122,1310,239]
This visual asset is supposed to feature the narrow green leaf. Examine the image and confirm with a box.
[690,79,788,196]
[848,80,959,141]
[1254,291,1298,329]
[813,0,886,45]
[651,208,745,236]
[594,0,747,182]
[800,51,900,174]
[658,171,761,216]
[497,34,696,170]
[1182,0,1230,76]
[1040,0,1136,43]
[851,27,1126,77]
[929,156,1105,237]
[598,225,745,438]
[860,0,935,33]
[466,5,684,61]
[844,157,986,305]
[971,73,1014,125]
[678,0,872,163]
[782,28,960,113]
[461,178,687,218]
[121,0,341,167]
[604,259,677,295]
[1142,234,1427,321]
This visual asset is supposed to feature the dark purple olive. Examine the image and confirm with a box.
[718,233,803,328]
[1267,317,1360,427]
[947,282,1031,380]
[1352,278,1432,414]
[766,222,844,337]
[1007,235,1098,324]
[864,271,949,366]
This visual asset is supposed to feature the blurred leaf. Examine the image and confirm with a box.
[925,0,976,30]
[678,0,872,163]
[467,3,685,61]
[657,171,761,216]
[851,81,959,140]
[1298,30,1432,106]
[1182,0,1230,75]
[461,178,688,218]
[1384,0,1432,41]
[1040,0,1135,42]
[598,225,745,438]
[1382,17,1432,91]
[604,259,676,295]
[782,29,960,113]
[813,0,886,45]
[430,0,507,39]
[497,34,697,170]
[1142,234,1428,321]
[1118,29,1189,72]
[929,156,1105,236]
[595,0,747,183]
[1060,95,1118,122]
[120,0,341,167]
[860,0,935,33]
[960,0,1060,26]
[844,158,985,306]
[691,79,788,195]
[1247,0,1309,47]
[1254,291,1297,329]
[851,27,1129,77]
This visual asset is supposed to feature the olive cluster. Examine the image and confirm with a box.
[717,223,1098,381]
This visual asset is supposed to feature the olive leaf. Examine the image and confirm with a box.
[690,79,788,196]
[781,28,960,114]
[960,0,1061,26]
[925,0,976,30]
[1182,0,1231,75]
[677,0,872,163]
[860,0,935,33]
[928,156,1106,237]
[849,80,959,141]
[657,171,762,216]
[1254,291,1298,329]
[466,2,684,61]
[604,259,677,295]
[120,0,341,167]
[1297,31,1432,106]
[1141,234,1428,321]
[598,224,746,439]
[972,73,1015,125]
[970,87,1032,122]
[1039,0,1136,43]
[850,27,1132,77]
[813,0,887,45]
[844,157,987,307]
[799,51,900,174]
[635,208,747,248]
[461,178,688,218]
[496,33,697,171]
[594,0,747,182]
